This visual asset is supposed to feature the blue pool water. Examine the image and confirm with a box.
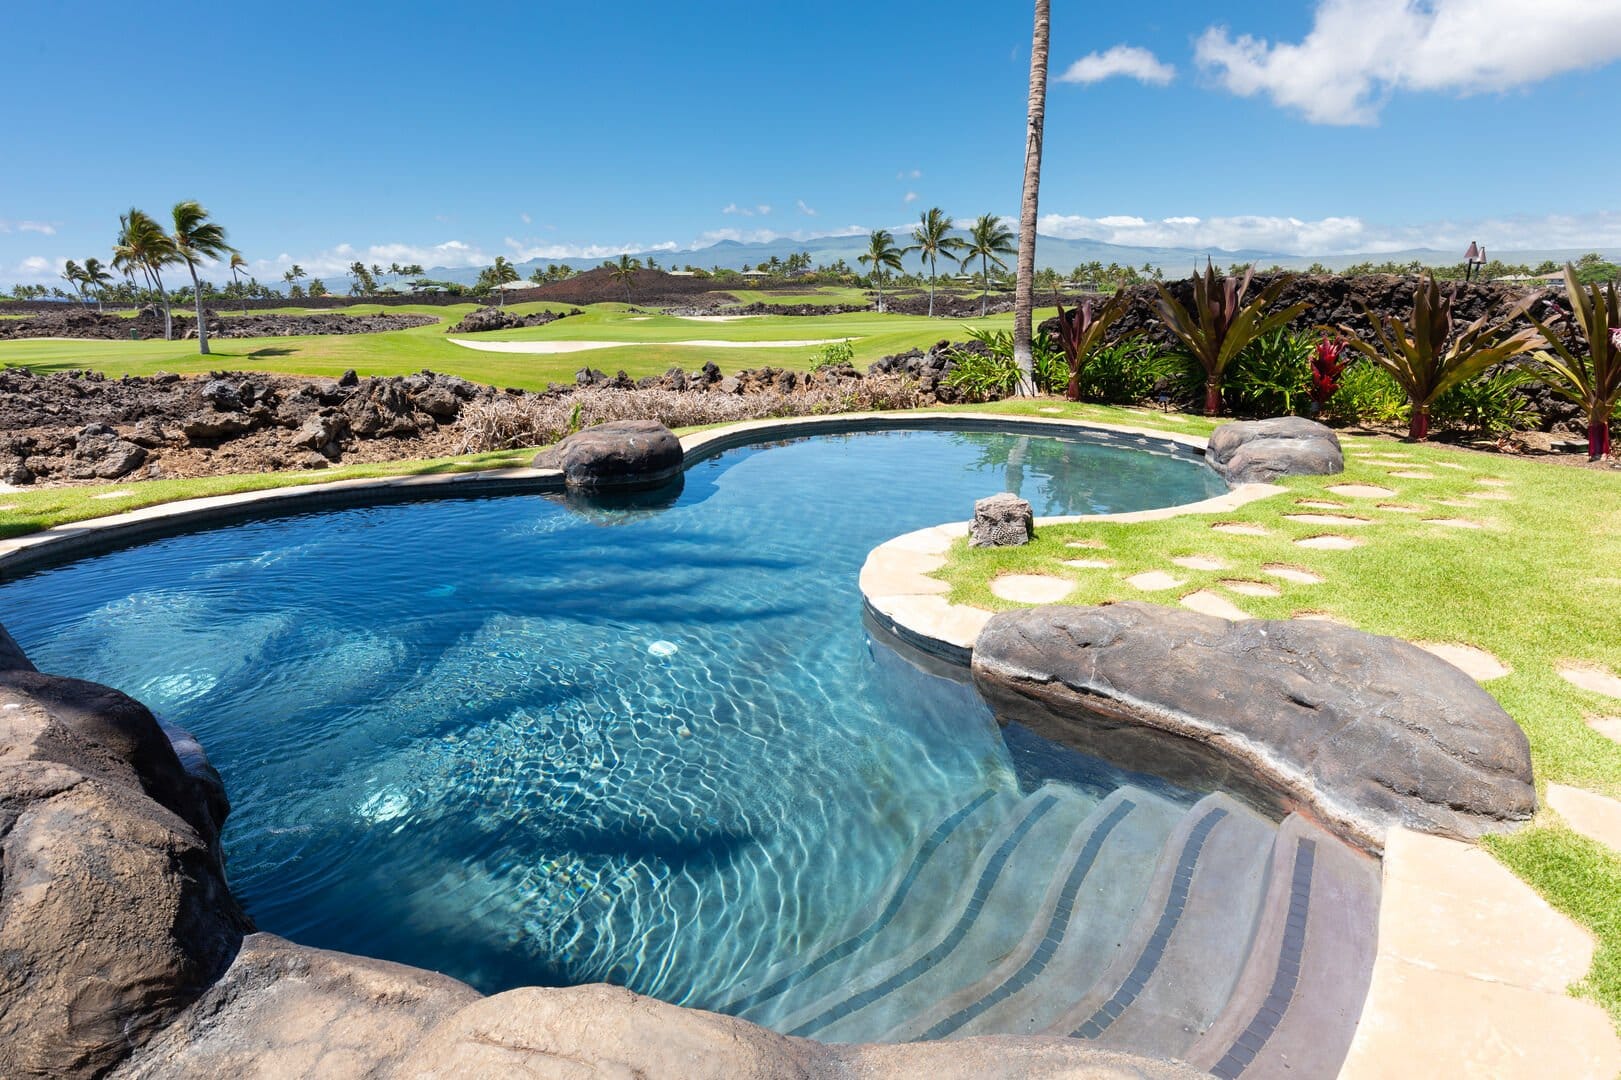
[0,427,1224,1008]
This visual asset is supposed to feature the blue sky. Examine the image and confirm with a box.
[3,0,1620,284]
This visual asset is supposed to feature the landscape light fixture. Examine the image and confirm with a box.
[1464,241,1486,282]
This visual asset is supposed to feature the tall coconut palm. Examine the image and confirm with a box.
[490,255,519,306]
[909,208,966,317]
[961,214,1016,316]
[1013,0,1051,396]
[114,208,179,339]
[228,253,250,314]
[60,260,87,307]
[81,257,113,313]
[858,229,906,313]
[608,254,639,303]
[170,201,237,355]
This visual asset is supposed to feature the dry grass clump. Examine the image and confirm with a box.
[458,377,922,452]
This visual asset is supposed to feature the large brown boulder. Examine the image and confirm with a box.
[0,661,250,1077]
[971,603,1535,852]
[534,419,684,490]
[1205,416,1343,485]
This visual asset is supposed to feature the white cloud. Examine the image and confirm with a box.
[722,203,754,217]
[520,212,532,225]
[903,191,920,204]
[796,199,817,216]
[247,239,496,280]
[1058,45,1176,86]
[757,204,772,216]
[897,169,922,181]
[0,220,57,235]
[1197,0,1621,125]
[695,225,868,247]
[19,256,53,274]
[506,238,680,261]
[1037,209,1621,255]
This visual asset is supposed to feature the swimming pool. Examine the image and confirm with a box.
[0,426,1226,1022]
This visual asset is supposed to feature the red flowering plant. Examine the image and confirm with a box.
[1308,336,1351,413]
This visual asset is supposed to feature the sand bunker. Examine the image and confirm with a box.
[447,337,845,354]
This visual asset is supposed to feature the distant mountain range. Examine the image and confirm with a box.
[417,233,1618,287]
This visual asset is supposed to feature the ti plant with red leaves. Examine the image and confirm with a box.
[1309,337,1351,411]
[1155,261,1309,416]
[1526,264,1621,459]
[1053,289,1133,402]
[1340,274,1540,440]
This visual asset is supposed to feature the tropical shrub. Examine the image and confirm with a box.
[1525,264,1621,458]
[1224,330,1313,417]
[1073,339,1179,405]
[1430,368,1536,437]
[1340,274,1540,439]
[812,339,856,371]
[1154,262,1309,415]
[1327,361,1409,425]
[945,328,1065,398]
[1309,337,1352,411]
[1052,291,1132,401]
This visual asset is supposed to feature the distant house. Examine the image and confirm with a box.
[740,269,770,278]
[667,270,697,277]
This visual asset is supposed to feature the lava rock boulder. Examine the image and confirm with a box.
[1205,416,1344,485]
[534,419,684,490]
[969,492,1035,547]
[971,602,1535,852]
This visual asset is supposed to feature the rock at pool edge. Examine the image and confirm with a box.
[534,419,684,490]
[1206,416,1344,485]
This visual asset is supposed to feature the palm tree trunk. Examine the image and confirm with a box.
[928,256,936,318]
[188,263,210,354]
[982,255,990,317]
[152,266,173,340]
[875,273,884,314]
[1012,0,1051,398]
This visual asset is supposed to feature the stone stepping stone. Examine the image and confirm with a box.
[1434,462,1470,471]
[91,490,135,500]
[1547,784,1621,853]
[1171,555,1227,571]
[1377,503,1425,514]
[1212,523,1269,537]
[1064,539,1107,550]
[1038,406,1064,413]
[1180,590,1251,621]
[1221,579,1282,598]
[1416,642,1512,682]
[1125,570,1186,591]
[1284,513,1373,526]
[1295,535,1363,550]
[1559,665,1621,700]
[1423,518,1484,529]
[1296,499,1348,510]
[1293,610,1350,624]
[1589,717,1621,744]
[1359,451,1412,460]
[1060,558,1113,569]
[1327,484,1396,498]
[1263,564,1324,585]
[1433,499,1475,508]
[990,574,1076,604]
[1389,470,1437,479]
[1476,477,1511,488]
[1465,491,1513,502]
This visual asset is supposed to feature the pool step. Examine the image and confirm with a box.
[877,785,1189,1041]
[1050,792,1278,1060]
[722,787,1021,1029]
[776,784,1154,1044]
[1184,813,1381,1079]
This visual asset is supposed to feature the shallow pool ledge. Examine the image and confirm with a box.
[860,481,1286,664]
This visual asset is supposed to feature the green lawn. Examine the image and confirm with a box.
[0,299,1055,388]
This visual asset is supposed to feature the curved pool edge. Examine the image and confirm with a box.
[858,481,1287,666]
[0,410,1212,583]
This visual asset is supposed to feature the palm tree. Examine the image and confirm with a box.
[81,257,113,313]
[114,208,179,339]
[961,214,1016,316]
[284,263,307,298]
[909,208,966,317]
[170,201,237,355]
[858,229,906,313]
[608,254,639,303]
[228,253,249,315]
[61,260,87,307]
[490,255,519,306]
[1013,0,1051,396]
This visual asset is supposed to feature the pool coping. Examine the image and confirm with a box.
[3,410,1615,1075]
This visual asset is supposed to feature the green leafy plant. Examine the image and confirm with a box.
[1430,367,1536,436]
[1052,290,1133,401]
[1224,330,1313,417]
[946,328,1065,398]
[1327,361,1409,426]
[1072,339,1179,405]
[1154,262,1309,415]
[1341,274,1541,439]
[1526,264,1621,458]
[812,339,855,371]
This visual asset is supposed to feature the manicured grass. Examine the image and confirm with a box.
[931,400,1621,1026]
[0,299,1056,389]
